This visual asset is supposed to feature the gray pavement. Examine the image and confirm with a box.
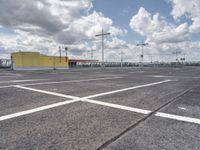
[0,66,200,150]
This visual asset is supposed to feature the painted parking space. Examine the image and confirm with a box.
[0,67,200,150]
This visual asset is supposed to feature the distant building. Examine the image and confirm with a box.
[69,59,98,67]
[0,59,11,68]
[11,51,69,70]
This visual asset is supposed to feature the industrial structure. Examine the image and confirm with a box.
[0,59,11,68]
[11,51,69,70]
[69,59,98,67]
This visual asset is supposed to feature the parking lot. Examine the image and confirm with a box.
[0,67,200,150]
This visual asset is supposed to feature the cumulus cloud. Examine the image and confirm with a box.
[103,37,139,62]
[0,0,127,60]
[0,0,125,42]
[129,7,190,44]
[55,11,125,44]
[129,5,200,62]
[169,0,200,33]
[0,0,66,35]
[169,0,200,19]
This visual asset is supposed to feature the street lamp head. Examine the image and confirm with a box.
[95,32,111,37]
[137,42,149,46]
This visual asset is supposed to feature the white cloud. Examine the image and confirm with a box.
[169,0,200,33]
[169,0,200,19]
[189,17,200,33]
[103,37,140,62]
[0,0,199,62]
[149,23,190,44]
[0,0,127,60]
[129,3,200,62]
[129,7,190,44]
[55,11,125,44]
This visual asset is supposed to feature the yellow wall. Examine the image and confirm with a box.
[11,52,68,70]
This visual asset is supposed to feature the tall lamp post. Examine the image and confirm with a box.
[136,42,148,68]
[172,51,181,66]
[88,49,96,68]
[96,29,110,68]
[120,50,124,68]
[59,46,62,62]
[65,47,68,64]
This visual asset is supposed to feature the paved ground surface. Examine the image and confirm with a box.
[0,66,200,150]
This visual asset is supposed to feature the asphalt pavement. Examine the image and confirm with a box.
[0,66,200,150]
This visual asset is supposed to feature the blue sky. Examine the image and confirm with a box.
[0,27,16,35]
[0,0,200,61]
[93,0,200,42]
[93,0,173,42]
[93,0,172,25]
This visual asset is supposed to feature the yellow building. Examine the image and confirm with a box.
[11,51,69,70]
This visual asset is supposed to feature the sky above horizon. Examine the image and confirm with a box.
[0,0,200,62]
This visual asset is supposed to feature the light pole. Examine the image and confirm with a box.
[120,50,124,68]
[53,55,56,70]
[136,42,148,68]
[96,29,110,68]
[59,46,62,62]
[89,49,96,68]
[184,53,186,62]
[65,47,68,63]
[172,51,181,65]
[150,56,153,64]
[180,53,186,65]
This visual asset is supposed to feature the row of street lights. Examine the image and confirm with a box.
[58,29,186,68]
[95,29,110,68]
[58,29,148,69]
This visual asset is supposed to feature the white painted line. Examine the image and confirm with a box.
[0,85,13,89]
[0,76,15,78]
[0,99,79,121]
[83,99,200,125]
[151,75,174,78]
[0,73,21,77]
[0,79,46,84]
[50,72,81,74]
[82,99,200,125]
[1,83,200,125]
[84,80,171,99]
[14,85,79,100]
[82,99,151,114]
[0,77,122,89]
[150,75,200,79]
[20,77,123,86]
[128,71,144,73]
[178,107,187,110]
[0,73,19,76]
[156,112,200,124]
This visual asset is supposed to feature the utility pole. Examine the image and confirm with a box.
[59,46,62,62]
[96,29,110,68]
[89,49,96,68]
[53,56,56,70]
[65,47,68,63]
[175,51,178,62]
[183,53,186,65]
[180,53,186,65]
[173,51,181,65]
[136,42,148,68]
[120,50,124,68]
[184,53,186,61]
